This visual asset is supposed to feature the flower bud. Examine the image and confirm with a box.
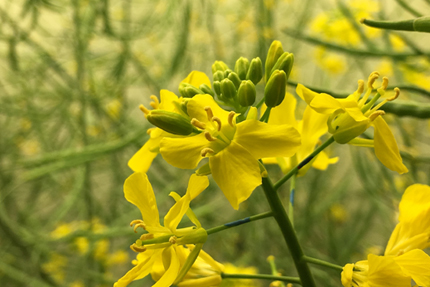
[146,110,196,135]
[199,84,214,97]
[179,83,203,98]
[220,78,237,99]
[223,69,233,79]
[270,52,294,80]
[238,80,256,107]
[228,72,241,89]
[264,70,287,108]
[246,57,263,85]
[213,70,225,82]
[234,57,250,80]
[265,40,284,82]
[213,81,222,96]
[211,61,229,74]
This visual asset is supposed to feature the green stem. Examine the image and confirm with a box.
[260,106,271,122]
[288,173,296,228]
[255,96,265,108]
[206,211,273,235]
[361,18,415,32]
[221,273,301,284]
[302,255,344,272]
[261,177,315,287]
[274,137,335,190]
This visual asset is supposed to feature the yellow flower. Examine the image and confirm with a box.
[114,173,209,287]
[263,92,338,176]
[221,263,260,287]
[296,71,408,174]
[159,94,301,209]
[128,71,211,173]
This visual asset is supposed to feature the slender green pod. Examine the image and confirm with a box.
[361,16,430,32]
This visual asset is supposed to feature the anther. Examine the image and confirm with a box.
[150,95,159,109]
[367,72,379,89]
[169,236,177,244]
[139,105,150,115]
[204,106,214,121]
[140,234,154,241]
[130,244,147,253]
[130,219,144,227]
[228,111,236,127]
[191,118,206,129]
[369,110,385,121]
[357,80,365,94]
[201,148,215,157]
[381,77,389,90]
[204,131,217,142]
[133,223,146,233]
[211,116,222,131]
[388,87,400,101]
[146,128,155,135]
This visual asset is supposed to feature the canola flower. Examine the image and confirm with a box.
[341,184,430,286]
[296,71,408,174]
[115,173,209,287]
[159,94,301,209]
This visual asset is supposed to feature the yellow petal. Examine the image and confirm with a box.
[267,92,297,128]
[344,106,368,122]
[234,120,301,159]
[128,138,160,173]
[296,84,322,105]
[114,249,158,287]
[187,94,231,124]
[367,254,410,287]
[123,172,162,229]
[153,247,181,287]
[399,184,430,222]
[159,89,180,111]
[373,116,408,174]
[394,249,430,286]
[309,93,344,114]
[311,151,338,170]
[181,71,211,88]
[160,133,208,169]
[164,192,190,232]
[210,141,261,210]
[186,174,209,200]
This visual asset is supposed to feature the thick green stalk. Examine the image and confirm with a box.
[262,177,315,287]
[274,137,335,190]
[206,211,273,235]
[222,273,301,284]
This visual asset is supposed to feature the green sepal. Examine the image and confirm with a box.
[146,110,196,135]
[173,243,204,285]
[246,57,263,85]
[265,40,284,82]
[176,228,207,245]
[264,70,287,108]
[331,114,369,144]
[238,80,256,107]
[235,57,250,80]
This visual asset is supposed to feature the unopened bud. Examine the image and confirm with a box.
[264,70,287,107]
[228,72,241,89]
[270,52,294,80]
[246,57,263,85]
[199,84,214,97]
[235,57,250,80]
[220,78,237,99]
[238,80,256,107]
[179,83,203,98]
[224,69,233,79]
[213,81,222,96]
[146,110,195,135]
[213,70,225,82]
[211,61,229,74]
[265,40,284,82]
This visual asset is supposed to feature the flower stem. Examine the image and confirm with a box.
[261,177,316,287]
[221,273,301,284]
[274,136,335,190]
[302,255,344,272]
[206,211,273,235]
[288,173,296,228]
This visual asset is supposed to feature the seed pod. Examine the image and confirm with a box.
[234,57,250,80]
[238,80,256,107]
[264,70,287,108]
[265,40,284,82]
[146,110,195,135]
[246,57,263,85]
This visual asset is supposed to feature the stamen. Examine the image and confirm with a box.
[211,116,222,131]
[388,87,400,101]
[357,80,364,94]
[204,106,214,121]
[367,71,379,89]
[204,131,217,142]
[146,128,155,135]
[130,219,144,227]
[228,111,236,127]
[133,223,146,233]
[368,110,385,121]
[201,148,215,157]
[150,95,159,109]
[140,234,154,241]
[130,244,147,253]
[381,77,389,90]
[139,104,150,115]
[169,236,177,244]
[191,118,206,129]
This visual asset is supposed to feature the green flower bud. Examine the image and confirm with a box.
[264,70,287,108]
[211,61,229,74]
[270,52,294,80]
[246,57,263,85]
[213,81,221,96]
[265,40,284,82]
[228,72,241,89]
[220,78,237,99]
[146,110,196,135]
[224,69,233,79]
[213,70,225,82]
[238,80,256,107]
[199,84,214,97]
[179,83,203,98]
[234,57,250,80]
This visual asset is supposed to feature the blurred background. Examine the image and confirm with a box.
[0,0,430,286]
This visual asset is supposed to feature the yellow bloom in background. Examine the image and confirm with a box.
[263,92,338,176]
[314,48,346,75]
[221,263,260,287]
[115,172,209,287]
[159,94,301,209]
[296,71,408,174]
[128,71,211,173]
[42,253,68,284]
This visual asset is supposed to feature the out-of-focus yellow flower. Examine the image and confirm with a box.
[51,223,74,239]
[296,71,408,174]
[399,65,430,90]
[330,203,348,223]
[221,263,260,287]
[75,237,89,255]
[389,34,406,52]
[107,250,129,266]
[94,239,109,261]
[42,253,67,283]
[69,281,85,287]
[16,138,41,156]
[106,99,122,120]
[263,92,338,176]
[314,48,346,75]
[114,173,209,287]
[160,94,300,209]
